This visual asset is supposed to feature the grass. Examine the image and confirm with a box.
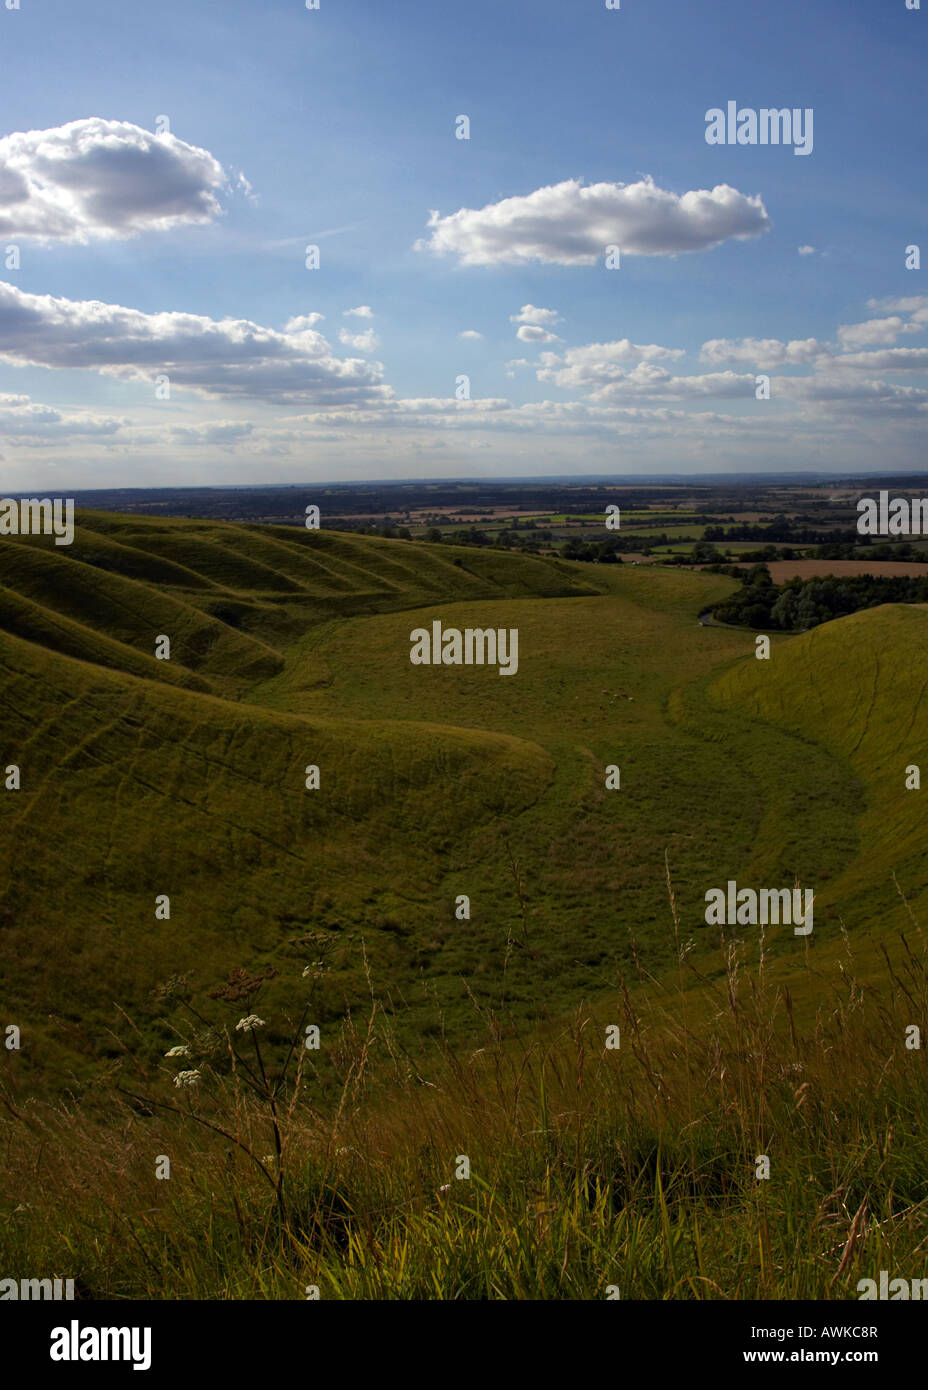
[0,519,921,1078]
[1,511,926,1297]
[711,605,928,927]
[2,873,926,1299]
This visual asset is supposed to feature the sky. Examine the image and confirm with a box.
[0,0,924,488]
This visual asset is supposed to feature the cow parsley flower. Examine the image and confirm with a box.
[235,1015,265,1033]
[174,1070,201,1088]
[164,1044,190,1058]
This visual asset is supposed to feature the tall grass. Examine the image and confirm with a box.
[2,894,926,1300]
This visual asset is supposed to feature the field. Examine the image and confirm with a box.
[1,507,927,1299]
[695,559,928,581]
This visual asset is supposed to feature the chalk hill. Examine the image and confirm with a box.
[0,513,923,1086]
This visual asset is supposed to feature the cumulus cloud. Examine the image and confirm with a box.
[6,287,928,467]
[777,374,928,418]
[868,295,928,324]
[798,245,816,255]
[829,347,928,372]
[510,305,561,325]
[337,326,380,352]
[343,305,373,318]
[536,339,685,390]
[700,337,823,367]
[0,389,123,441]
[415,176,771,266]
[0,281,391,405]
[577,365,754,404]
[836,317,922,350]
[535,340,750,402]
[0,118,231,242]
[459,329,483,340]
[516,323,561,344]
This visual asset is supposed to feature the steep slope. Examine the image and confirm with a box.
[3,515,921,1090]
[0,625,553,1082]
[0,515,596,690]
[0,514,604,1083]
[710,603,928,924]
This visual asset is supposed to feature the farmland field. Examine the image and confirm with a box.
[695,558,928,581]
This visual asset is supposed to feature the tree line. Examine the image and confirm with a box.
[710,565,928,630]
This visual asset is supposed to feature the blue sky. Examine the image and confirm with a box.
[0,0,924,486]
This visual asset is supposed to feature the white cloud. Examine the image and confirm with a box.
[459,329,483,340]
[580,365,754,404]
[700,337,823,367]
[0,390,123,441]
[830,347,928,372]
[343,305,374,318]
[0,281,391,405]
[6,290,928,473]
[516,324,561,344]
[867,295,928,324]
[533,339,749,401]
[798,245,816,255]
[0,118,231,242]
[415,176,771,266]
[268,397,750,439]
[836,316,922,350]
[167,421,256,445]
[510,305,561,325]
[337,326,380,352]
[536,338,685,390]
[777,374,928,417]
[234,171,257,204]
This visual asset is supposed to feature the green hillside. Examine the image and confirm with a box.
[710,604,928,926]
[0,512,923,1089]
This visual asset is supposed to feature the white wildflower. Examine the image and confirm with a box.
[174,1070,201,1088]
[235,1015,265,1033]
[164,1045,190,1058]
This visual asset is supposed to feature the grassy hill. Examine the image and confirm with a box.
[0,513,600,1082]
[711,604,928,929]
[1,511,927,1299]
[2,513,924,1085]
